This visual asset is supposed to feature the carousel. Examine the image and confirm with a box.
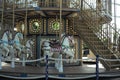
[0,0,120,80]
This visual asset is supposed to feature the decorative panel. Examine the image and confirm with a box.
[48,18,64,34]
[68,18,77,35]
[29,19,43,34]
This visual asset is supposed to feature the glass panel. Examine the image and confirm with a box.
[115,0,120,4]
[112,0,120,29]
[83,0,96,9]
[39,0,45,7]
[112,4,114,16]
[69,0,80,8]
[0,0,2,8]
[115,5,120,17]
[49,0,56,7]
[116,18,120,29]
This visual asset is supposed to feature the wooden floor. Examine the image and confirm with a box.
[0,62,119,79]
[0,62,105,75]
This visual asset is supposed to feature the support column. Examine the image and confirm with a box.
[0,49,2,69]
[79,38,83,66]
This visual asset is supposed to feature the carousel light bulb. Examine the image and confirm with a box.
[14,27,17,31]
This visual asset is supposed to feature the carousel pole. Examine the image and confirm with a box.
[22,0,28,67]
[59,0,62,40]
[58,0,63,74]
[0,47,1,69]
[0,0,4,69]
[11,0,15,68]
[25,0,28,37]
[0,0,4,34]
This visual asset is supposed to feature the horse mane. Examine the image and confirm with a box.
[1,30,10,38]
[13,32,23,39]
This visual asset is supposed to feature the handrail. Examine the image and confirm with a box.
[81,0,116,49]
[76,0,120,68]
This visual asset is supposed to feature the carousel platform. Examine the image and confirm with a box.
[0,62,120,80]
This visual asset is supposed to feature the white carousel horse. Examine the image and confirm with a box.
[60,33,75,63]
[25,39,34,59]
[0,30,12,58]
[41,40,53,59]
[42,33,75,60]
[41,33,75,72]
[54,33,75,72]
[13,32,24,58]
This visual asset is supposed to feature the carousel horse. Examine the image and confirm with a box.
[41,33,75,72]
[0,30,12,58]
[41,40,53,59]
[13,32,24,58]
[60,33,75,63]
[42,33,75,61]
[24,39,34,59]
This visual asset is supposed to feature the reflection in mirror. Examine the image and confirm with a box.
[32,21,39,30]
[52,22,60,30]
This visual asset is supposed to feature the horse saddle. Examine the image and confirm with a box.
[50,40,61,48]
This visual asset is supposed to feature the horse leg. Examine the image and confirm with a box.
[18,49,22,58]
[58,54,63,72]
[65,50,74,63]
[28,50,33,59]
[69,52,74,63]
[3,46,9,58]
[17,47,21,58]
[30,51,33,58]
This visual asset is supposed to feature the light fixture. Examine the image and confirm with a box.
[14,27,17,31]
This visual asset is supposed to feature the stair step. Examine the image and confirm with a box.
[110,64,120,68]
[75,18,117,70]
[85,38,101,41]
[89,41,103,45]
[96,50,111,55]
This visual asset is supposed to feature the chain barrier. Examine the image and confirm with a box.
[0,55,120,80]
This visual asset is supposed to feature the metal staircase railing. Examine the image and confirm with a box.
[74,0,120,70]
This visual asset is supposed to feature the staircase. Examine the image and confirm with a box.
[73,0,120,70]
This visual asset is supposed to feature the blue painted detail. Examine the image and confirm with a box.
[14,41,20,45]
[45,55,48,80]
[9,40,14,45]
[2,40,8,43]
[37,36,40,59]
[58,73,65,77]
[20,73,27,77]
[34,7,40,11]
[96,55,99,80]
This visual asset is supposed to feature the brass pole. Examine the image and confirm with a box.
[59,0,62,41]
[12,0,15,34]
[25,0,28,34]
[1,0,4,26]
[24,0,28,44]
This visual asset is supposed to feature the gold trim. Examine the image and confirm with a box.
[29,19,43,34]
[48,18,64,34]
